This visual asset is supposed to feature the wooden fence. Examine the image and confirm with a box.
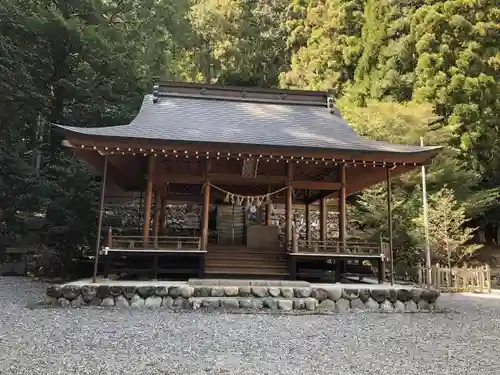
[418,264,492,293]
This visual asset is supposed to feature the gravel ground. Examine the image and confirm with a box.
[1,277,499,375]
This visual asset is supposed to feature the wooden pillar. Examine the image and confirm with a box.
[93,154,108,283]
[386,167,394,285]
[265,204,270,225]
[305,203,311,245]
[152,190,161,248]
[338,164,347,247]
[285,163,294,247]
[143,155,155,247]
[201,182,211,250]
[319,198,327,244]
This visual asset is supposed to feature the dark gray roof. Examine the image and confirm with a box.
[55,94,440,156]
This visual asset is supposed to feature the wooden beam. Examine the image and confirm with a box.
[291,181,341,190]
[143,155,155,246]
[155,173,286,185]
[155,172,339,190]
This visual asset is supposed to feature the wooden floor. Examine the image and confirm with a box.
[205,245,289,277]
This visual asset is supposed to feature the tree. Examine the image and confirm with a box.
[414,187,480,270]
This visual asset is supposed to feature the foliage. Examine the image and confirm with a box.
[1,0,499,275]
[414,187,481,267]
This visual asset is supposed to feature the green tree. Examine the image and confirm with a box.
[414,187,480,269]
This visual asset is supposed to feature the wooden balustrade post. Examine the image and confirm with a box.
[338,164,347,249]
[153,190,161,249]
[305,203,311,246]
[201,182,211,250]
[319,198,327,248]
[107,226,112,248]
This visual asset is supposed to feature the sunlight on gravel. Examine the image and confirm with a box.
[0,277,499,375]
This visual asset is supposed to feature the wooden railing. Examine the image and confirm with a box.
[289,239,381,256]
[418,264,491,293]
[105,228,201,251]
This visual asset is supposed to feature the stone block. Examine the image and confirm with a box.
[358,288,371,302]
[317,299,335,311]
[404,300,418,313]
[370,289,389,303]
[190,298,202,309]
[97,285,111,299]
[238,286,251,297]
[81,285,97,302]
[130,295,145,309]
[305,298,317,311]
[387,289,398,303]
[251,287,268,298]
[58,298,70,307]
[154,286,169,297]
[263,298,279,310]
[335,299,350,313]
[145,296,163,307]
[364,298,379,312]
[101,297,115,307]
[341,288,360,301]
[350,298,365,311]
[220,299,240,309]
[294,287,312,298]
[293,299,306,310]
[109,286,123,297]
[393,300,405,313]
[278,300,293,311]
[268,287,281,297]
[379,300,394,313]
[180,286,195,298]
[224,286,239,297]
[136,286,154,299]
[420,289,439,303]
[311,288,328,301]
[62,285,80,300]
[173,297,187,309]
[194,287,210,297]
[162,296,174,309]
[410,288,422,302]
[202,299,220,309]
[115,295,130,308]
[280,287,294,299]
[123,286,136,299]
[396,289,411,302]
[71,295,84,308]
[239,299,262,309]
[46,285,62,299]
[168,286,182,298]
[211,287,225,297]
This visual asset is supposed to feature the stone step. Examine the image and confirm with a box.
[188,279,310,287]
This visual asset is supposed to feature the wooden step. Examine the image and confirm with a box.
[205,268,289,276]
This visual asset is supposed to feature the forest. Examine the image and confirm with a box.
[0,0,499,274]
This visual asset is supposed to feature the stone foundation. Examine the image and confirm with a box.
[44,282,440,313]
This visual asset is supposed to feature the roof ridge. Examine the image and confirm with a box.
[152,81,333,108]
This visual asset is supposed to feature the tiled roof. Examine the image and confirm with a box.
[54,90,441,157]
